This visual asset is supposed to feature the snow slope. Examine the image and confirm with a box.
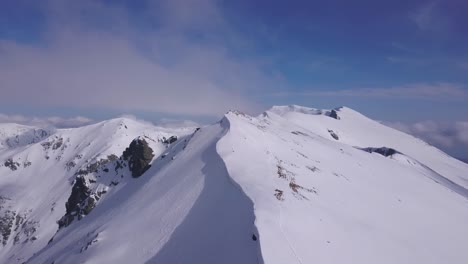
[0,106,467,264]
[218,107,468,264]
[0,118,195,263]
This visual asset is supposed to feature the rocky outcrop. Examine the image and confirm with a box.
[4,159,20,171]
[162,136,178,144]
[0,209,14,245]
[57,139,154,229]
[0,197,39,246]
[122,138,154,178]
[328,129,339,140]
[360,147,399,157]
[58,177,91,228]
[329,110,339,119]
[57,176,108,229]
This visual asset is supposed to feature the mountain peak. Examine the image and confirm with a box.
[1,105,468,264]
[265,105,349,121]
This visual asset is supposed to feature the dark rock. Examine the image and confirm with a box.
[66,177,91,215]
[65,161,76,171]
[52,138,63,150]
[0,210,15,245]
[162,136,178,144]
[58,154,122,228]
[40,141,52,151]
[107,154,118,162]
[110,181,119,186]
[122,138,154,178]
[252,234,257,241]
[274,189,284,201]
[115,160,123,171]
[291,131,309,137]
[168,136,177,144]
[329,110,339,119]
[328,130,339,140]
[23,161,32,168]
[4,159,20,171]
[360,147,399,157]
[76,157,113,176]
[58,177,91,228]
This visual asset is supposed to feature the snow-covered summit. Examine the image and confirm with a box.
[1,105,467,264]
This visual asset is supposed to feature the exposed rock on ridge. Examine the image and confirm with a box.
[122,137,154,178]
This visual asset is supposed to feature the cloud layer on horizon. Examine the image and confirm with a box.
[0,113,94,128]
[0,112,204,130]
[272,83,467,99]
[385,120,468,157]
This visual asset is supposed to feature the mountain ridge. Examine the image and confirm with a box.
[0,105,467,264]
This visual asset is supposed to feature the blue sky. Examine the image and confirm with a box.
[0,0,467,158]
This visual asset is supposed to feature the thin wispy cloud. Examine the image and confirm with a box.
[390,42,418,53]
[157,118,201,129]
[386,56,429,65]
[459,61,468,71]
[409,1,438,31]
[275,83,467,99]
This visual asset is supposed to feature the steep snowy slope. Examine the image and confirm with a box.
[267,105,468,189]
[27,121,261,264]
[0,105,467,264]
[218,107,468,264]
[0,118,194,263]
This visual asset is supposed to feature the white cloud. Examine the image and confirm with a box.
[385,120,468,148]
[156,118,201,129]
[390,42,417,53]
[0,0,277,116]
[455,122,468,144]
[279,83,467,99]
[0,113,94,128]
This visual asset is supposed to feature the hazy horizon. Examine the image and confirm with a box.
[1,0,467,157]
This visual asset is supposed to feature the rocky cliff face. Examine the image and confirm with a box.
[122,138,154,178]
[57,177,92,228]
[57,138,155,229]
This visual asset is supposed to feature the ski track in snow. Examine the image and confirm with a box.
[278,203,303,264]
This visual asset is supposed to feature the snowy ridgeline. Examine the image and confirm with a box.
[0,106,467,264]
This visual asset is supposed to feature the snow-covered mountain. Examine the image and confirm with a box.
[1,106,467,264]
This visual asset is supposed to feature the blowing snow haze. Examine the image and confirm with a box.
[1,0,468,263]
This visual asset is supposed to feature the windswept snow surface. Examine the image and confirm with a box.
[0,106,467,264]
[218,107,468,264]
[1,118,260,264]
